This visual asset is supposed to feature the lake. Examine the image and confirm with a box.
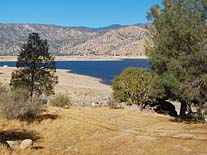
[0,59,151,85]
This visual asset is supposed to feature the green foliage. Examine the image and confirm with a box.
[0,89,45,120]
[50,93,71,108]
[112,68,153,106]
[146,0,207,117]
[10,33,58,97]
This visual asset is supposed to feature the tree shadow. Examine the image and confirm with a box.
[169,117,205,124]
[35,113,59,122]
[0,129,40,142]
[21,113,59,123]
[32,146,44,150]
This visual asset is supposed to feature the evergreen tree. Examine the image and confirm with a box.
[146,0,207,118]
[10,33,58,97]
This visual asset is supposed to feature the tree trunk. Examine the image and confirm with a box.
[180,100,187,118]
[30,68,35,97]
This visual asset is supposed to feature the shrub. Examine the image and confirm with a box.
[112,68,153,107]
[0,83,8,95]
[50,93,71,108]
[0,89,45,120]
[107,98,119,109]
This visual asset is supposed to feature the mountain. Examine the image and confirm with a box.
[93,24,129,31]
[0,23,146,56]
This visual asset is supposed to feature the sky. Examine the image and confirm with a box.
[0,0,162,28]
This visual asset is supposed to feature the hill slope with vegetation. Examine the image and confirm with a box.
[0,23,146,56]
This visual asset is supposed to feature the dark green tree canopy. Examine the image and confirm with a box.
[10,33,58,97]
[146,0,207,117]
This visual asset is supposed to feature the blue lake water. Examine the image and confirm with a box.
[0,59,151,85]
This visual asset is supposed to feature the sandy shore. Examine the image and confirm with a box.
[0,67,112,104]
[0,55,148,62]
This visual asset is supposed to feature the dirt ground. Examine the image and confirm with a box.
[0,67,112,103]
[0,106,206,155]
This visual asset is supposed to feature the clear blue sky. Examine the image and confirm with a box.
[0,0,162,28]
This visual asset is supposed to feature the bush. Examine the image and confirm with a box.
[0,83,8,95]
[0,89,45,120]
[112,68,153,107]
[50,93,71,108]
[107,98,119,109]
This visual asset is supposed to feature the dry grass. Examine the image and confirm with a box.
[0,106,206,155]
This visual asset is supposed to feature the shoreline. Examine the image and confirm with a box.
[0,55,148,62]
[0,67,112,104]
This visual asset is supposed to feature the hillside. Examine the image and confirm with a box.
[0,23,146,56]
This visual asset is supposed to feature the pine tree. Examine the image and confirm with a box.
[10,33,58,97]
[146,0,207,118]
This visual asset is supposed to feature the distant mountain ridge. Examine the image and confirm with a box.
[0,23,146,56]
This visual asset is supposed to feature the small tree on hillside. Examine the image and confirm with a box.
[10,33,58,97]
[146,0,207,118]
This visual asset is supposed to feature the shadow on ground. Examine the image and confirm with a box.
[36,113,59,122]
[20,113,59,123]
[169,117,205,124]
[0,129,40,142]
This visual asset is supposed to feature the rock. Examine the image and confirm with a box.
[6,141,19,148]
[64,105,70,109]
[91,101,101,107]
[101,103,108,107]
[20,139,33,150]
[119,102,127,109]
[127,104,142,111]
[143,105,155,113]
[53,146,79,153]
[91,102,96,107]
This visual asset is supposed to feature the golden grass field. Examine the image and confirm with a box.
[0,106,207,155]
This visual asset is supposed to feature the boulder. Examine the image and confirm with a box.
[127,104,142,111]
[143,105,155,113]
[20,139,33,150]
[6,140,19,148]
[119,102,127,109]
[91,101,101,107]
